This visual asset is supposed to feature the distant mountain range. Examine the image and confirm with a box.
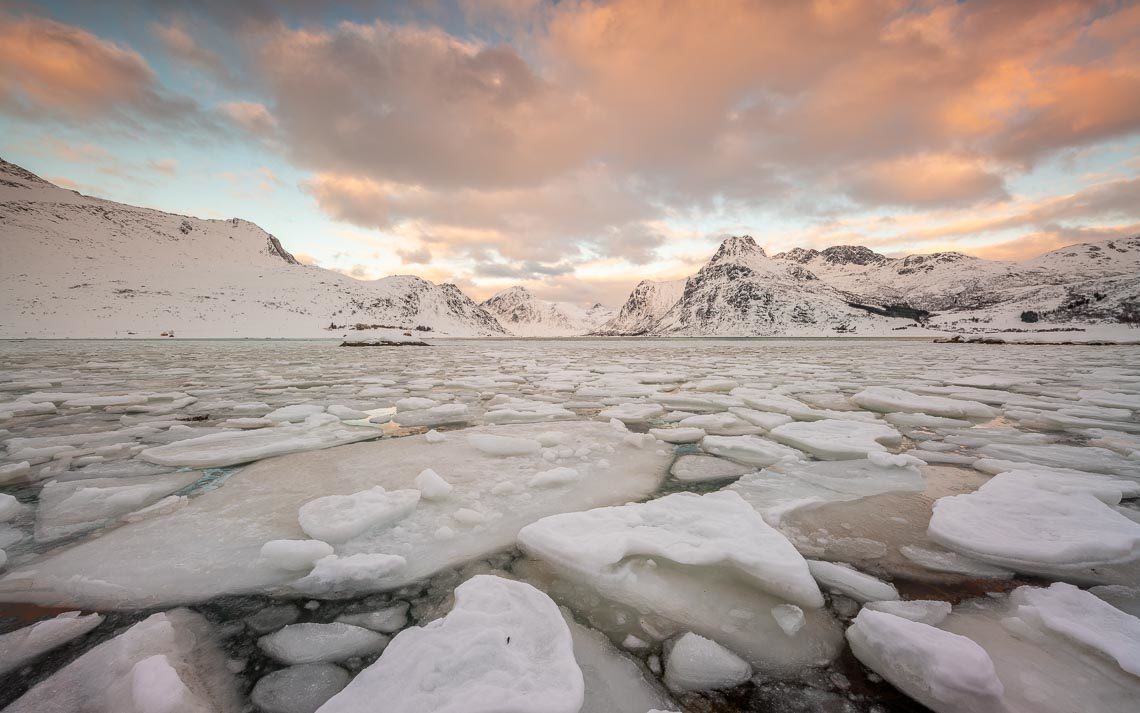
[480,286,613,337]
[595,235,1140,336]
[1,157,1136,338]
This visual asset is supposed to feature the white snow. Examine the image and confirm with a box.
[807,560,899,602]
[852,386,997,420]
[260,539,336,571]
[520,491,824,608]
[846,609,1005,713]
[928,470,1140,578]
[316,575,584,713]
[139,423,378,468]
[700,435,804,466]
[251,664,351,713]
[467,433,542,456]
[663,632,752,693]
[768,419,902,460]
[413,468,454,499]
[4,609,240,713]
[259,623,388,665]
[0,422,668,607]
[864,599,952,626]
[298,487,421,543]
[0,611,105,676]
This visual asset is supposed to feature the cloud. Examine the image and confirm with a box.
[258,19,590,189]
[150,20,233,84]
[302,166,662,265]
[148,158,178,175]
[397,246,432,264]
[219,101,277,134]
[0,15,198,123]
[844,153,1008,208]
[971,223,1140,261]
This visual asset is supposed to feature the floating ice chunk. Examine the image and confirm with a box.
[0,401,58,420]
[520,491,824,608]
[1009,582,1140,676]
[451,507,487,527]
[396,397,439,412]
[771,604,805,637]
[484,402,576,424]
[295,553,408,594]
[807,560,898,602]
[423,429,446,443]
[728,454,924,524]
[34,473,198,542]
[123,494,188,523]
[252,664,351,713]
[664,632,752,693]
[139,423,377,468]
[941,585,1140,712]
[864,600,951,626]
[337,602,409,633]
[700,435,803,467]
[847,609,1004,713]
[326,405,368,420]
[728,407,793,430]
[467,433,542,456]
[0,611,105,676]
[393,403,469,427]
[852,387,996,420]
[670,454,751,482]
[600,403,666,423]
[563,610,674,713]
[898,546,1014,579]
[688,378,740,393]
[530,466,582,487]
[0,493,24,522]
[884,412,973,430]
[678,413,761,436]
[648,427,706,444]
[414,468,453,500]
[928,473,1140,578]
[0,423,667,608]
[977,443,1140,475]
[260,539,335,571]
[298,486,420,543]
[1078,389,1140,410]
[981,468,1140,504]
[4,609,240,713]
[0,460,31,485]
[768,419,902,460]
[317,575,584,713]
[259,623,388,665]
[266,404,327,422]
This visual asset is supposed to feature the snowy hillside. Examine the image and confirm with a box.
[601,235,1140,336]
[480,286,613,337]
[0,159,505,338]
[593,278,686,335]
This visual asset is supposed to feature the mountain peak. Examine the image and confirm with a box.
[711,235,765,263]
[819,245,888,266]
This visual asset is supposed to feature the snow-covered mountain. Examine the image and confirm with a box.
[592,278,686,335]
[480,286,613,337]
[602,235,1140,336]
[0,159,506,338]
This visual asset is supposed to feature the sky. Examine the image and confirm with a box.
[1,0,1139,307]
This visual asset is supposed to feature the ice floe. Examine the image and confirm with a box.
[316,575,584,713]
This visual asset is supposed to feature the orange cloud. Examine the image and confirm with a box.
[845,153,1007,207]
[0,16,155,116]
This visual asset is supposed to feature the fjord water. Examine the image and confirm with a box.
[1,338,1138,713]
